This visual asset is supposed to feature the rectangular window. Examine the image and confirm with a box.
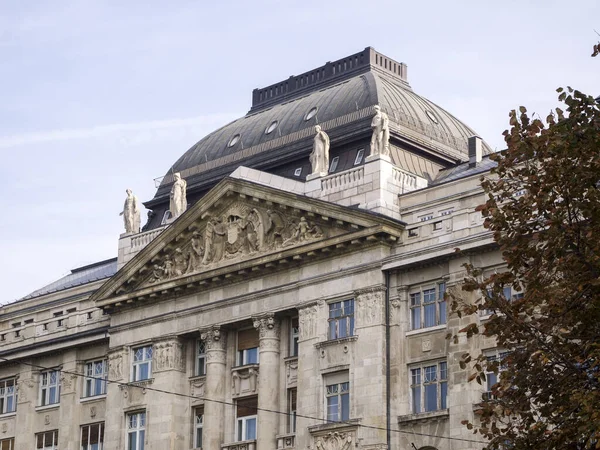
[294,167,302,177]
[354,149,365,165]
[0,438,14,450]
[236,397,257,441]
[36,430,58,449]
[408,228,419,237]
[196,341,206,377]
[39,370,60,406]
[194,409,203,449]
[410,361,448,413]
[81,422,104,450]
[482,286,523,316]
[287,388,297,433]
[127,411,146,450]
[410,283,447,330]
[0,378,16,414]
[325,373,350,422]
[485,351,509,400]
[237,329,259,366]
[132,346,153,382]
[289,318,299,357]
[328,300,354,340]
[84,360,107,398]
[329,156,339,173]
[432,221,443,231]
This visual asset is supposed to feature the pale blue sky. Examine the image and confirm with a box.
[0,0,598,302]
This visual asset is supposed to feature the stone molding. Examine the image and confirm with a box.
[108,347,126,381]
[231,364,259,397]
[153,338,185,373]
[355,288,385,327]
[298,302,319,340]
[200,326,227,364]
[252,313,281,346]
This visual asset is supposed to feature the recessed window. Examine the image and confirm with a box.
[228,134,241,148]
[81,422,104,450]
[236,397,258,441]
[39,369,60,406]
[287,388,297,432]
[127,412,146,450]
[329,156,339,173]
[425,110,439,124]
[440,209,454,216]
[161,210,172,225]
[84,360,107,397]
[419,214,434,222]
[132,346,153,381]
[265,121,278,134]
[237,329,259,366]
[408,228,419,237]
[0,378,16,413]
[354,149,365,166]
[433,221,443,231]
[289,317,299,357]
[196,340,206,376]
[410,283,447,330]
[328,300,354,340]
[410,361,448,413]
[0,438,14,449]
[325,372,350,422]
[304,107,318,121]
[294,167,302,177]
[485,351,510,400]
[194,409,204,448]
[36,430,58,450]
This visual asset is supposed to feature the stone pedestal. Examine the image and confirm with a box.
[253,313,281,449]
[201,326,227,449]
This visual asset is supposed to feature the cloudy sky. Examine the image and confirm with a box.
[0,0,598,302]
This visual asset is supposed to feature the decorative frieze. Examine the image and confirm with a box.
[16,378,34,403]
[298,303,319,340]
[309,431,354,450]
[276,433,296,449]
[354,286,386,327]
[153,339,185,372]
[231,365,258,396]
[108,348,125,381]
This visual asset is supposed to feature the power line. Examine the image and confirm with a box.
[0,356,488,446]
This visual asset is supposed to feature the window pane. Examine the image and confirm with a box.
[423,289,436,303]
[246,418,256,440]
[424,384,438,411]
[139,430,145,450]
[329,321,337,340]
[246,348,258,364]
[327,396,338,421]
[341,392,350,421]
[139,363,149,380]
[424,303,436,327]
[441,381,448,409]
[412,386,421,413]
[411,308,421,330]
[439,301,447,324]
[128,433,137,450]
[410,293,420,306]
[338,317,347,338]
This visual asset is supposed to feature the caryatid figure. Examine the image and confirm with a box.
[119,189,140,234]
[169,172,187,219]
[370,105,390,157]
[309,125,330,177]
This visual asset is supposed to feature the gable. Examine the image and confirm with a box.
[92,177,404,309]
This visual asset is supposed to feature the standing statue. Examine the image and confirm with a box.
[370,105,390,157]
[309,125,330,177]
[169,172,187,219]
[119,189,140,234]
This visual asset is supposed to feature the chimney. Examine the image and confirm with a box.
[468,136,482,167]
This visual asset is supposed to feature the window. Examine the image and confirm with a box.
[432,221,443,231]
[236,397,257,441]
[84,360,107,397]
[426,110,439,124]
[485,351,510,400]
[36,430,58,449]
[132,346,153,382]
[410,361,448,413]
[0,378,16,414]
[354,149,365,165]
[39,369,60,406]
[287,389,297,433]
[127,412,146,450]
[237,329,259,366]
[410,283,447,330]
[228,134,241,148]
[81,422,104,450]
[325,373,349,422]
[194,409,203,449]
[196,341,206,377]
[265,120,278,135]
[0,438,14,450]
[328,300,354,340]
[289,317,299,357]
[408,228,419,237]
[482,286,523,316]
[304,107,318,121]
[160,210,172,225]
[329,156,339,173]
[293,167,302,177]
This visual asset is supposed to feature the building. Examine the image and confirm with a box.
[0,47,505,450]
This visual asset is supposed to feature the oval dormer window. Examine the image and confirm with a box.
[425,110,439,124]
[304,107,318,121]
[265,121,278,135]
[228,134,241,147]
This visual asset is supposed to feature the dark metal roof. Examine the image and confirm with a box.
[20,258,117,301]
[432,154,497,185]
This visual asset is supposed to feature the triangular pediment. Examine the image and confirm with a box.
[92,177,404,309]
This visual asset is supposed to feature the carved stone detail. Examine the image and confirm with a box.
[154,339,185,372]
[191,379,205,398]
[355,287,385,327]
[310,431,354,450]
[16,378,34,403]
[298,303,318,340]
[201,326,227,364]
[90,406,97,418]
[286,360,298,387]
[44,415,50,426]
[59,372,78,393]
[231,366,258,396]
[422,339,432,352]
[108,349,124,380]
[253,313,281,351]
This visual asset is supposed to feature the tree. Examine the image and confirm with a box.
[449,88,600,449]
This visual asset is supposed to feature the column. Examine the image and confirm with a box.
[201,326,227,449]
[253,313,281,448]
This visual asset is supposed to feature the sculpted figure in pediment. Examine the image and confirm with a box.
[202,218,227,265]
[283,216,324,247]
[186,231,204,273]
[265,209,286,247]
[173,248,188,277]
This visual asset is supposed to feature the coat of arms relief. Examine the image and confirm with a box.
[143,200,340,287]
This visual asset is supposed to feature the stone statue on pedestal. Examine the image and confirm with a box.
[309,125,330,177]
[120,189,140,234]
[370,105,390,157]
[169,172,187,219]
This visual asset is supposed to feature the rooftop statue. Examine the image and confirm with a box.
[370,105,390,157]
[309,125,330,177]
[119,189,140,234]
[169,172,187,220]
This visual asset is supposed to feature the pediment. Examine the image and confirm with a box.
[92,177,403,309]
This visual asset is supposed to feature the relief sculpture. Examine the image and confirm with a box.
[148,203,328,284]
[311,432,354,450]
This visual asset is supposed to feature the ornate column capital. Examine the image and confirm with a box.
[200,326,227,363]
[253,313,281,352]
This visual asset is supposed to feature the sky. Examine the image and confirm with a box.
[0,0,598,303]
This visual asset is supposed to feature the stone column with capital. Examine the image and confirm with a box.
[253,313,281,448]
[201,326,227,449]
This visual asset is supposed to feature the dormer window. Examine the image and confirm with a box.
[228,134,241,148]
[265,121,278,135]
[294,167,302,177]
[354,149,364,165]
[329,156,339,173]
[304,107,318,121]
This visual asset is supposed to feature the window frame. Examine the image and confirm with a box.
[327,299,355,340]
[485,350,510,400]
[0,378,16,414]
[196,341,206,377]
[482,286,523,316]
[329,156,339,173]
[325,373,350,422]
[236,329,259,367]
[126,411,146,450]
[354,149,365,165]
[287,388,297,433]
[410,361,448,414]
[83,359,108,398]
[194,408,203,449]
[131,346,153,382]
[39,369,61,406]
[0,438,14,450]
[289,317,299,357]
[409,282,447,330]
[80,422,105,450]
[35,430,58,450]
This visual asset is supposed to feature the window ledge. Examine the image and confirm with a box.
[314,336,358,349]
[189,374,207,382]
[231,363,259,372]
[35,403,60,412]
[80,394,107,403]
[221,439,256,450]
[0,412,16,419]
[308,418,361,434]
[397,409,449,425]
[406,324,446,336]
[283,355,298,362]
[125,378,154,388]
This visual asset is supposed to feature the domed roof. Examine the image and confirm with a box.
[149,47,490,206]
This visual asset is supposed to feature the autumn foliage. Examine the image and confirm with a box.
[450,88,600,449]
